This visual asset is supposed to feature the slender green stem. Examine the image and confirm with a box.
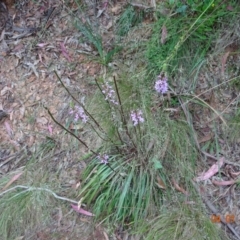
[136,124,145,156]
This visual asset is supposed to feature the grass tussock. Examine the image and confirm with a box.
[0,185,52,239]
[0,139,66,239]
[138,204,229,240]
[77,71,198,224]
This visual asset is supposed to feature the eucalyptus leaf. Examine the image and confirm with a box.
[176,5,188,14]
[152,158,163,170]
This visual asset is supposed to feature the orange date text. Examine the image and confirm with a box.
[210,214,235,223]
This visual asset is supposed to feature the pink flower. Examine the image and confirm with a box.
[97,154,109,164]
[102,82,118,105]
[69,106,88,123]
[130,109,144,126]
[155,75,168,94]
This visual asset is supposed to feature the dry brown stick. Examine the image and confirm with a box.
[0,149,25,168]
[202,151,240,168]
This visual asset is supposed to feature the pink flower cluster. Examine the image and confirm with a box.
[154,75,168,94]
[102,82,118,105]
[69,106,88,123]
[130,109,144,126]
[97,154,109,164]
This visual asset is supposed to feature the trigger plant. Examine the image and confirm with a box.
[155,74,168,94]
[69,105,88,123]
[48,69,197,227]
[77,74,170,225]
[130,109,144,126]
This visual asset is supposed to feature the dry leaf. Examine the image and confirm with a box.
[1,172,23,191]
[229,170,240,178]
[146,140,155,154]
[19,106,25,119]
[172,178,188,195]
[4,120,13,136]
[1,86,12,96]
[73,181,81,189]
[212,179,236,186]
[12,43,24,52]
[25,61,39,78]
[198,133,213,144]
[97,8,105,18]
[156,176,166,189]
[161,25,167,44]
[36,116,48,125]
[105,21,113,30]
[111,5,121,14]
[60,42,71,62]
[195,157,224,181]
[57,207,63,228]
[79,217,90,223]
[103,231,109,240]
[36,43,49,48]
[9,139,20,151]
[71,204,95,216]
[48,124,53,135]
[28,135,35,147]
[221,50,230,76]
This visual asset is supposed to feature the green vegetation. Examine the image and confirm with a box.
[137,204,229,240]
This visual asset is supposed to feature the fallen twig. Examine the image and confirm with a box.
[0,150,25,168]
[202,150,240,168]
[0,185,83,205]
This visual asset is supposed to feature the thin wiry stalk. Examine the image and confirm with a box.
[44,106,98,155]
[55,71,104,131]
[136,124,145,158]
[113,76,137,150]
[56,71,118,145]
[95,78,125,147]
[113,76,126,124]
[86,123,110,142]
[45,107,118,174]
